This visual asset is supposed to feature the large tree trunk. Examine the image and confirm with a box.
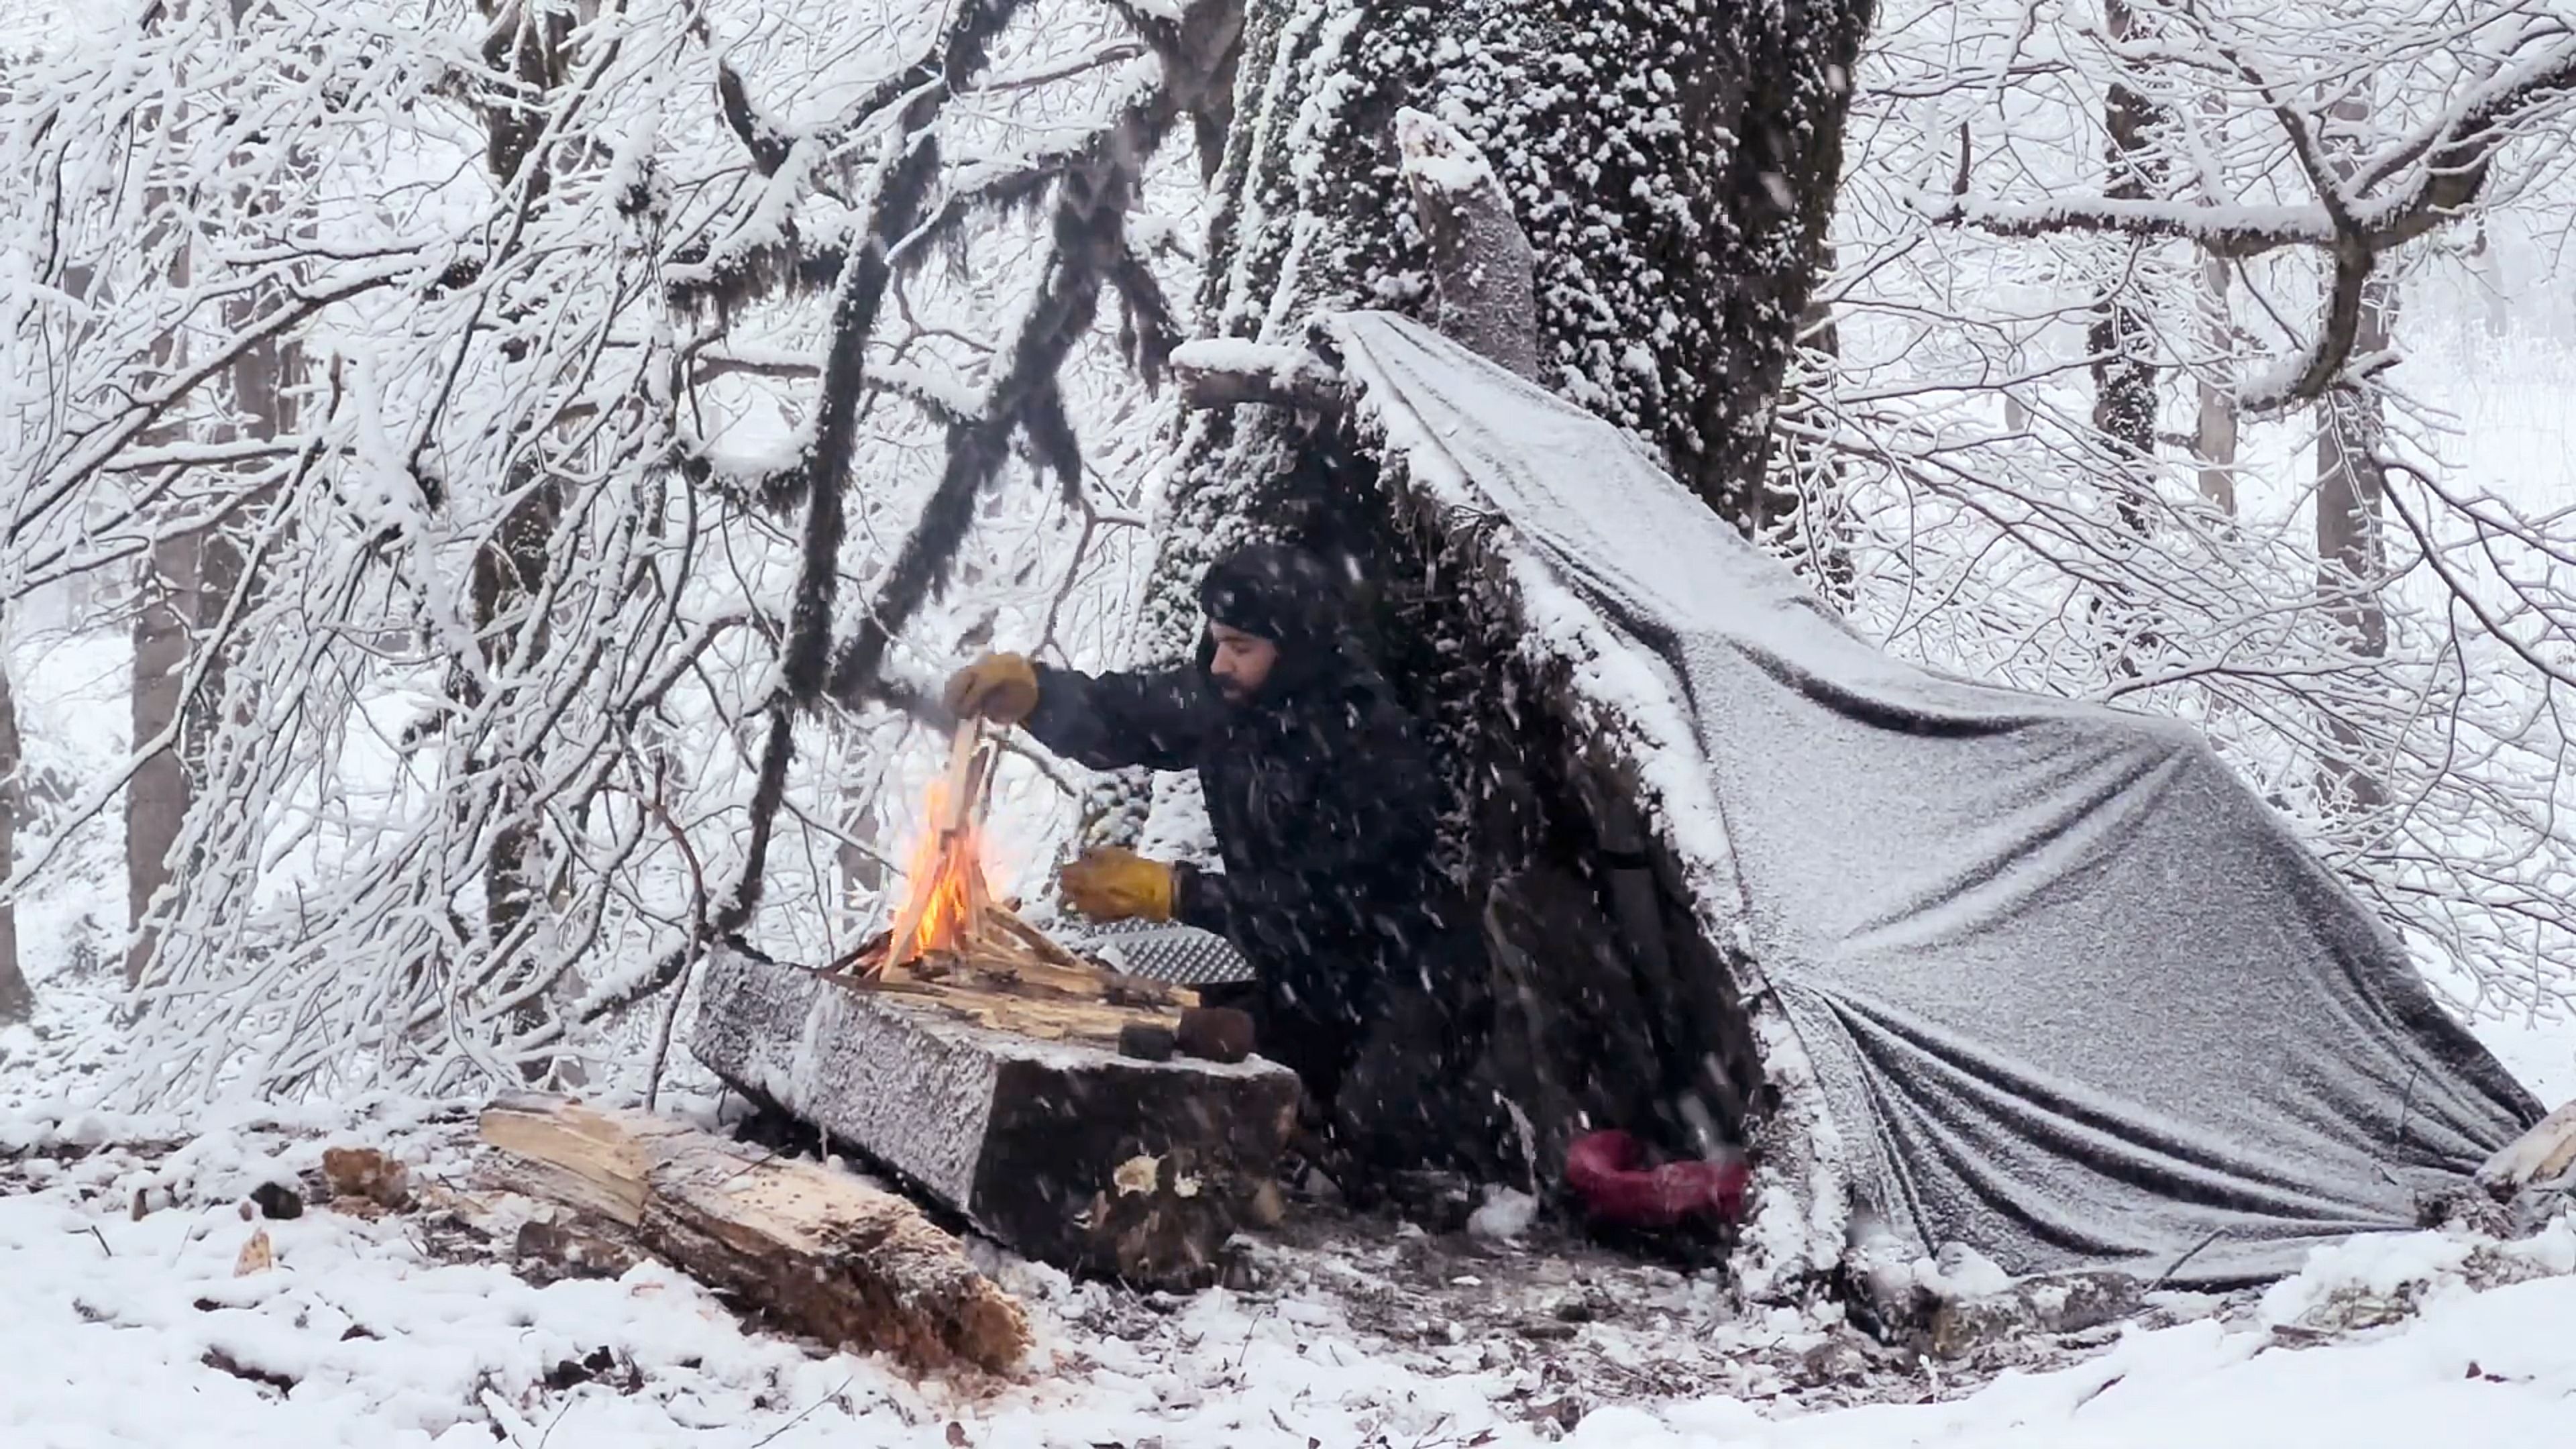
[2089,0,2160,469]
[1120,1,1870,1185]
[469,474,563,962]
[2314,89,2392,814]
[1142,0,1873,657]
[2088,0,2163,678]
[126,116,199,984]
[125,1,300,986]
[127,529,201,985]
[127,343,292,986]
[2192,92,2239,517]
[466,3,576,1063]
[0,610,28,1024]
[2315,274,2393,813]
[2194,251,2239,515]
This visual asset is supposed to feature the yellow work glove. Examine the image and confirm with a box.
[942,651,1040,726]
[1059,847,1175,923]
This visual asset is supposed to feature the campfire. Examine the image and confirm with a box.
[835,721,1149,1003]
[882,721,1000,968]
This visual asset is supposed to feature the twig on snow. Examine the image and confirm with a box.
[745,1374,855,1448]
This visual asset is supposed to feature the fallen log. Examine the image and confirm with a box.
[478,1095,1029,1375]
[692,945,1301,1291]
[2477,1099,2576,1197]
[1925,1271,2143,1359]
[1171,337,1348,413]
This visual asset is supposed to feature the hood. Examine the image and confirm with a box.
[1196,544,1359,699]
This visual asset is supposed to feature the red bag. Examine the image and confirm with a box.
[1564,1129,1749,1228]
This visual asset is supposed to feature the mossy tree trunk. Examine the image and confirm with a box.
[1142,0,1874,659]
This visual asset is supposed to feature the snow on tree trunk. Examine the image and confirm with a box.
[0,609,26,1025]
[125,0,301,989]
[465,3,577,1058]
[2088,0,2160,472]
[2190,90,2238,517]
[127,529,199,987]
[1142,0,1872,658]
[125,64,200,985]
[1393,108,1538,380]
[470,474,564,965]
[129,337,288,986]
[2315,274,2394,813]
[2088,0,2163,678]
[2194,249,2239,515]
[2314,88,2392,815]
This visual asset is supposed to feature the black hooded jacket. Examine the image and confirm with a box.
[1023,547,1454,1032]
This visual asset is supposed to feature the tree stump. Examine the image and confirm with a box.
[691,945,1301,1291]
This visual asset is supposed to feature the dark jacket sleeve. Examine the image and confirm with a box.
[1171,687,1443,996]
[1021,663,1220,773]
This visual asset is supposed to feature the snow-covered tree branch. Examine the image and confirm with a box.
[1915,1,2576,411]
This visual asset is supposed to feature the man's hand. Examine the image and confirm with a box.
[943,652,1039,725]
[1059,847,1175,922]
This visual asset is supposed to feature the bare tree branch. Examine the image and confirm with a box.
[1920,20,2576,408]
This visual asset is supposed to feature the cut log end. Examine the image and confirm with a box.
[478,1097,1030,1376]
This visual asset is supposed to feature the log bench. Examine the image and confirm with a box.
[691,944,1301,1291]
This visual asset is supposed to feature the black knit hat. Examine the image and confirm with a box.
[1197,545,1348,652]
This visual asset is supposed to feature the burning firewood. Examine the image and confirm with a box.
[830,720,1174,1010]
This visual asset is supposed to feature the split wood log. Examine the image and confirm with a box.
[478,1095,1029,1375]
[692,945,1301,1291]
[2477,1099,2576,1197]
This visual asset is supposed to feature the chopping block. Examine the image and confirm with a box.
[691,943,1300,1291]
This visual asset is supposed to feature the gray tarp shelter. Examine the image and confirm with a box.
[1322,311,2542,1291]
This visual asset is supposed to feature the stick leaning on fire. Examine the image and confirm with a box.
[828,718,1171,1007]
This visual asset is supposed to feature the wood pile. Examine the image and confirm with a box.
[826,720,1187,1026]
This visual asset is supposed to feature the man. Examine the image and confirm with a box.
[943,544,1483,1192]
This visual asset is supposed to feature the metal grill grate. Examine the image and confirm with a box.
[1057,919,1256,985]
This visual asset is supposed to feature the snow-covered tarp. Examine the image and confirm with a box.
[1324,311,2545,1287]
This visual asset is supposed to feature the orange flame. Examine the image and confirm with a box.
[886,775,991,966]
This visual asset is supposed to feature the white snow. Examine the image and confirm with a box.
[1606,1275,2576,1449]
[1467,1185,1539,1242]
[1134,769,1220,865]
[6,1099,2576,1448]
[1394,107,1497,194]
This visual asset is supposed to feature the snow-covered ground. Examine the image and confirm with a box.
[3,1095,2573,1449]
[7,592,2576,1447]
[9,323,2576,1446]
